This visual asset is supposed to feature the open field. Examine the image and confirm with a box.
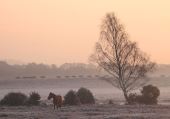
[1,77,170,104]
[1,77,170,119]
[1,104,170,119]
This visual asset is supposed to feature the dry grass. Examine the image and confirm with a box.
[0,104,170,119]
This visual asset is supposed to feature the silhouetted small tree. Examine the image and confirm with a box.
[77,87,95,104]
[64,90,80,105]
[27,92,41,105]
[0,92,27,106]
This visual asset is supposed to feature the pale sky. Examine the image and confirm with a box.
[0,0,170,65]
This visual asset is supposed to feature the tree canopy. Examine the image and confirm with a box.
[90,13,155,103]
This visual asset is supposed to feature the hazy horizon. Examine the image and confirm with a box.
[0,0,170,65]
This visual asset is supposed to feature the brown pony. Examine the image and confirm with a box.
[48,92,62,110]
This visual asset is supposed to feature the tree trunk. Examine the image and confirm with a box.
[123,91,129,104]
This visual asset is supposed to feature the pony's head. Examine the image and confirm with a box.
[48,92,54,100]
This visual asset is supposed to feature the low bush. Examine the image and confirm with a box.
[128,93,142,104]
[27,92,41,105]
[128,85,160,105]
[0,92,27,106]
[76,87,95,104]
[128,93,138,104]
[64,90,80,105]
[141,85,160,105]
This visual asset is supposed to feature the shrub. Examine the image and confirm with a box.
[64,90,80,105]
[0,92,27,106]
[128,93,142,104]
[140,85,160,105]
[128,93,138,104]
[76,87,95,104]
[27,92,41,105]
[128,85,160,105]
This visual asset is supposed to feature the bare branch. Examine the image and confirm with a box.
[90,13,156,102]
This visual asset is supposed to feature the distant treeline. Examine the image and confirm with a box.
[0,61,169,79]
[0,61,105,78]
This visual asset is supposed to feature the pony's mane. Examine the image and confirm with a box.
[50,92,56,96]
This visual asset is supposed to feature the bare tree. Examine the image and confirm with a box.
[90,13,155,103]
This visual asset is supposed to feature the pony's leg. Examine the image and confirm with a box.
[54,105,55,110]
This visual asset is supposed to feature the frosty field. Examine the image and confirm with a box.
[1,104,170,119]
